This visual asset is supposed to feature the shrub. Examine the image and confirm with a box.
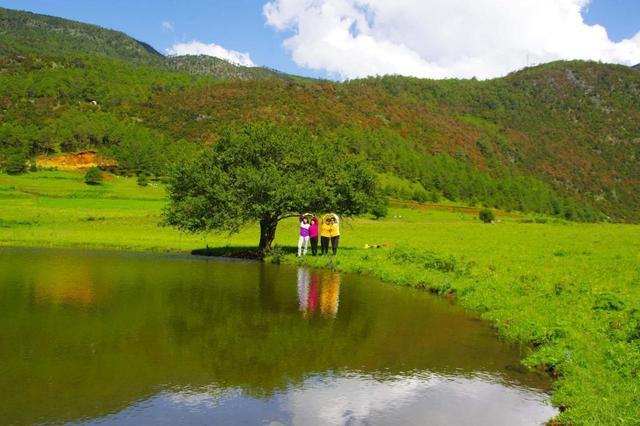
[429,191,441,203]
[137,172,149,186]
[4,154,28,175]
[29,163,38,172]
[370,202,388,220]
[84,167,103,185]
[412,187,429,203]
[479,208,495,223]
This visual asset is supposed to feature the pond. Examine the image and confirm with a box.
[0,247,557,425]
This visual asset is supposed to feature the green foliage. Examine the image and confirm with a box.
[104,128,198,177]
[164,123,380,251]
[84,167,103,185]
[3,152,28,175]
[369,196,389,219]
[136,172,148,187]
[338,129,601,221]
[0,7,163,65]
[165,55,311,82]
[479,208,495,223]
[348,64,640,220]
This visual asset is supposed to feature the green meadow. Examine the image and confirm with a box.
[1,170,639,424]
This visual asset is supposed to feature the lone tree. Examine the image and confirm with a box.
[164,123,380,253]
[479,208,495,223]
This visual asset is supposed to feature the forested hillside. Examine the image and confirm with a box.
[0,7,303,81]
[1,6,640,221]
[0,7,163,65]
[165,55,309,81]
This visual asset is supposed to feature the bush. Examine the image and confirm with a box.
[84,167,103,185]
[411,187,429,203]
[370,201,389,219]
[4,154,28,175]
[429,191,441,203]
[29,163,38,172]
[479,208,495,223]
[137,172,149,186]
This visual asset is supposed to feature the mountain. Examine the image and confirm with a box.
[1,7,640,221]
[633,63,640,69]
[0,7,309,81]
[0,7,163,65]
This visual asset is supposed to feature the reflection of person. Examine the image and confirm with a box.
[308,272,319,314]
[299,270,319,319]
[297,269,310,312]
[298,215,311,257]
[320,272,341,318]
[309,215,319,256]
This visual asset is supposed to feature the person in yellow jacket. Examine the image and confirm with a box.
[320,214,340,255]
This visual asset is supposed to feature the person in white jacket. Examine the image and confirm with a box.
[298,214,311,256]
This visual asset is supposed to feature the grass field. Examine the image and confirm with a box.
[1,170,639,424]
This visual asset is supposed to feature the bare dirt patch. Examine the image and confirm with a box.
[36,151,116,171]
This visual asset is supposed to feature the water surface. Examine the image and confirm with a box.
[0,247,557,425]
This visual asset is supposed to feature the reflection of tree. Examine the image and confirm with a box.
[258,263,278,309]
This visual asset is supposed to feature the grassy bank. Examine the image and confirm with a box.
[1,171,639,424]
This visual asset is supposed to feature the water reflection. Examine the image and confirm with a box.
[297,270,341,318]
[77,373,556,426]
[285,373,555,426]
[0,248,557,425]
[33,262,101,307]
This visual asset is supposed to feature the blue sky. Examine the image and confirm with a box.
[1,0,638,79]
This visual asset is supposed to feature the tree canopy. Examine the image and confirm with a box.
[163,123,380,252]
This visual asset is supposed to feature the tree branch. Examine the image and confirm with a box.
[278,213,301,221]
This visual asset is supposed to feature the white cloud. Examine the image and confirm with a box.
[263,0,640,79]
[161,21,175,32]
[165,41,256,67]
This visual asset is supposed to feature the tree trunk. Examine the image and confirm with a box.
[258,218,278,254]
